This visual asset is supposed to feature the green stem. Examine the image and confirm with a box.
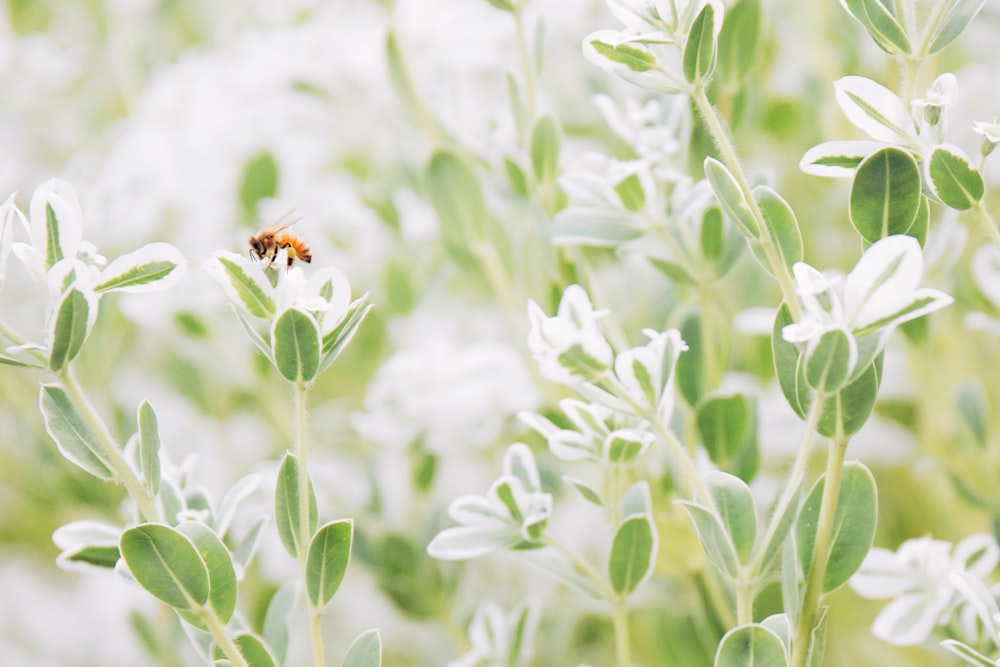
[689,87,802,320]
[790,434,849,667]
[293,380,326,667]
[199,607,249,667]
[471,241,522,316]
[612,598,632,667]
[914,0,955,59]
[58,367,161,522]
[972,201,1000,252]
[513,5,536,123]
[543,534,615,600]
[0,319,47,365]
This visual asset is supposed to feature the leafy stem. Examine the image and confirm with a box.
[198,606,250,667]
[689,85,803,320]
[790,432,850,667]
[58,366,161,522]
[972,200,1000,253]
[512,4,536,124]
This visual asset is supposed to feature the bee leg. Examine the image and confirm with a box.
[286,250,295,270]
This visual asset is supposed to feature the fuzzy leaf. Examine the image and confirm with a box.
[530,114,561,185]
[608,515,657,595]
[271,308,321,383]
[834,76,914,144]
[94,243,186,293]
[39,384,115,481]
[274,453,318,559]
[849,148,922,242]
[715,624,788,667]
[926,144,984,210]
[342,629,382,667]
[120,523,210,611]
[683,3,719,84]
[138,400,161,495]
[307,520,354,609]
[48,287,96,372]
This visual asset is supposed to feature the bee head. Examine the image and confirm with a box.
[248,236,263,258]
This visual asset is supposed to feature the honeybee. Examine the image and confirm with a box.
[248,210,313,270]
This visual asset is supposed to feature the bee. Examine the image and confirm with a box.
[248,210,313,270]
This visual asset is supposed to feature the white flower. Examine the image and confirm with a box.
[613,328,687,421]
[972,117,1000,144]
[527,285,613,384]
[448,598,541,667]
[850,533,999,646]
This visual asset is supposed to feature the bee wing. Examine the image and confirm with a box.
[270,208,302,233]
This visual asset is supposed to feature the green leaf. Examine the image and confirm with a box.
[530,114,561,185]
[678,500,739,578]
[551,208,645,247]
[701,207,724,262]
[755,480,802,576]
[53,520,122,570]
[927,144,984,210]
[849,148,921,242]
[426,151,487,262]
[815,358,881,438]
[138,400,161,495]
[48,288,94,372]
[717,0,760,83]
[39,384,115,481]
[648,257,697,286]
[234,633,277,667]
[271,308,321,383]
[589,39,657,72]
[262,581,297,664]
[94,241,187,293]
[319,295,372,373]
[614,172,646,212]
[342,629,382,667]
[705,157,757,240]
[608,515,657,595]
[307,520,354,609]
[772,303,805,418]
[563,476,605,507]
[120,524,210,611]
[696,394,752,464]
[676,310,705,406]
[504,157,529,197]
[840,0,911,54]
[239,152,279,213]
[796,462,878,594]
[275,453,318,559]
[705,471,757,564]
[484,0,516,11]
[683,3,719,84]
[752,186,803,277]
[804,328,855,393]
[927,0,988,54]
[176,522,237,625]
[715,624,789,667]
[217,257,275,319]
[44,203,64,269]
[956,380,989,448]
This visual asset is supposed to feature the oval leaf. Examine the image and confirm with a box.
[705,157,757,239]
[426,151,487,260]
[177,522,237,625]
[928,0,988,54]
[752,186,803,276]
[138,400,161,495]
[608,514,657,595]
[530,114,561,185]
[799,140,884,177]
[274,453,318,559]
[705,471,757,564]
[94,243,186,293]
[213,254,275,319]
[679,500,739,578]
[715,624,789,667]
[804,328,857,393]
[772,303,805,418]
[697,394,752,464]
[834,76,914,144]
[849,148,921,242]
[840,0,910,54]
[120,523,210,611]
[234,633,278,667]
[47,287,96,372]
[271,307,321,383]
[342,629,382,667]
[926,144,984,211]
[263,581,297,664]
[307,520,354,609]
[795,462,878,594]
[684,3,719,84]
[39,384,115,480]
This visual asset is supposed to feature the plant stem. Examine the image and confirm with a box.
[513,5,536,123]
[543,534,616,601]
[689,87,802,320]
[790,433,849,667]
[199,607,249,667]
[0,319,47,365]
[972,201,1000,252]
[58,367,161,522]
[612,598,632,667]
[293,379,326,667]
[471,241,522,316]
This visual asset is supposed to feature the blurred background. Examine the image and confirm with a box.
[2,0,1000,665]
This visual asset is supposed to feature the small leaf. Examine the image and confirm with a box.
[927,0,988,54]
[799,140,884,177]
[796,462,878,593]
[138,400,161,495]
[563,476,605,507]
[714,624,788,667]
[319,295,372,373]
[608,515,657,595]
[772,303,805,418]
[504,157,529,197]
[589,38,657,73]
[307,520,354,609]
[216,255,275,319]
[717,0,760,83]
[840,0,910,54]
[426,151,487,261]
[94,243,186,293]
[804,328,857,393]
[752,186,803,276]
[120,523,210,611]
[696,394,752,464]
[834,76,915,144]
[262,581,297,664]
[176,522,237,625]
[614,172,647,212]
[271,308,321,383]
[274,453,318,559]
[648,257,698,285]
[53,520,122,571]
[678,500,739,578]
[705,471,757,564]
[234,633,278,667]
[849,148,922,242]
[683,3,719,84]
[926,144,984,210]
[816,359,881,438]
[239,152,279,213]
[342,629,382,667]
[48,287,95,372]
[701,207,724,262]
[956,380,989,448]
[551,207,644,247]
[530,114,561,185]
[704,157,757,239]
[39,384,115,481]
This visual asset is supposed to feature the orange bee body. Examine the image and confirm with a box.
[248,210,313,269]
